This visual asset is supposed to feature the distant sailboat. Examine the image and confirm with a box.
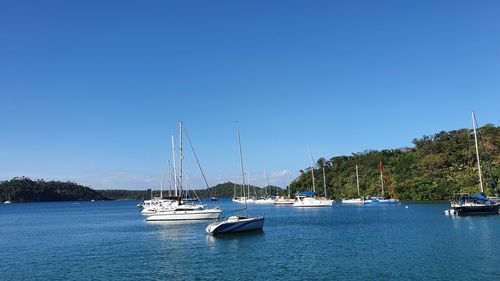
[147,122,222,221]
[363,161,400,205]
[274,174,294,205]
[292,149,333,207]
[255,171,276,204]
[206,123,265,234]
[3,195,12,204]
[342,165,364,204]
[445,112,500,215]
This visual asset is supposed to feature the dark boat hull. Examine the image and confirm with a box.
[452,204,500,215]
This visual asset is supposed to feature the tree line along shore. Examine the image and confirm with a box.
[1,124,498,203]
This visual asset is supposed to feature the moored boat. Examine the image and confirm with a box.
[363,196,400,205]
[206,215,264,234]
[206,122,264,235]
[146,121,222,221]
[292,191,333,207]
[274,196,294,205]
[342,165,364,205]
[363,161,400,206]
[342,198,364,204]
[444,112,500,216]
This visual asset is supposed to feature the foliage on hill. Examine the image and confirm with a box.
[193,182,284,198]
[0,177,108,202]
[100,182,285,200]
[97,189,152,200]
[289,124,500,200]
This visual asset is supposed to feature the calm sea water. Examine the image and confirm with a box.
[1,199,499,280]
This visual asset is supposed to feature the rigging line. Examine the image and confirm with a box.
[476,125,499,195]
[183,125,211,190]
[183,172,202,203]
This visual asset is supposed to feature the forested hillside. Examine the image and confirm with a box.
[0,177,108,202]
[289,124,499,200]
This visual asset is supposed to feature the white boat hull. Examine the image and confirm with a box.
[274,199,294,205]
[232,197,255,203]
[341,198,364,204]
[254,198,275,204]
[206,216,265,234]
[146,209,222,221]
[293,197,333,207]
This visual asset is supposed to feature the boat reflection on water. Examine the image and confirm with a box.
[147,220,205,226]
[205,229,264,244]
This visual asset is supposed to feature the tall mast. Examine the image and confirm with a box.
[247,171,251,199]
[472,111,484,193]
[265,170,269,196]
[179,121,183,197]
[322,166,327,198]
[171,135,178,197]
[160,171,163,199]
[283,174,286,196]
[379,161,384,196]
[308,148,316,193]
[286,174,290,197]
[168,160,172,197]
[236,122,248,216]
[355,165,360,197]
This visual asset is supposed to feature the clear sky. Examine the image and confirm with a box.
[1,0,499,190]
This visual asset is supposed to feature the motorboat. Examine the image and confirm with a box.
[292,192,333,207]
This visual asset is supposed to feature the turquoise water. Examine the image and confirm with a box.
[1,199,499,280]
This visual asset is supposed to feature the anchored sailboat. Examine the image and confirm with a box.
[147,122,222,221]
[293,149,333,207]
[445,112,500,215]
[255,171,276,204]
[342,165,364,204]
[206,123,265,234]
[274,174,294,205]
[363,161,400,205]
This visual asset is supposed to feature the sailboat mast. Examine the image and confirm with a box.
[355,165,360,197]
[379,161,384,196]
[160,171,163,199]
[179,121,183,197]
[472,111,484,193]
[248,171,250,199]
[171,135,178,197]
[286,175,290,197]
[236,122,248,216]
[322,166,327,198]
[168,160,172,197]
[308,148,316,193]
[265,170,269,196]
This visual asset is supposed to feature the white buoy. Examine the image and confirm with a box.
[405,205,409,209]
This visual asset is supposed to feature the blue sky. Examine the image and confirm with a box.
[1,0,499,189]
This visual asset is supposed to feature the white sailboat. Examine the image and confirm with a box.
[274,174,294,205]
[206,123,265,234]
[342,165,364,204]
[147,122,222,221]
[292,149,333,207]
[255,171,276,204]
